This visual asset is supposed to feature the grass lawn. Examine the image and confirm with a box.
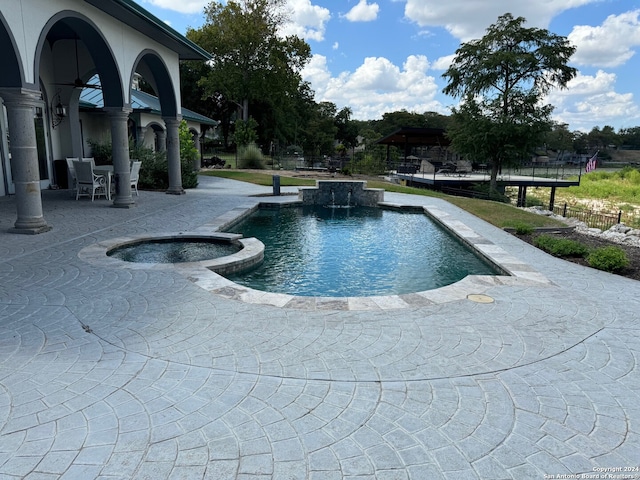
[201,170,566,229]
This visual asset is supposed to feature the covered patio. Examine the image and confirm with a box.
[0,0,210,233]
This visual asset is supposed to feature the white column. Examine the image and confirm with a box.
[1,89,51,234]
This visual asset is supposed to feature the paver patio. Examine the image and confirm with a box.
[0,175,638,479]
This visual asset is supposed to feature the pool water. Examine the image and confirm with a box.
[109,239,239,263]
[224,205,501,297]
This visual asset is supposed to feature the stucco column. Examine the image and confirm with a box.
[106,108,134,208]
[135,126,145,147]
[164,117,184,195]
[1,89,51,234]
[156,129,166,152]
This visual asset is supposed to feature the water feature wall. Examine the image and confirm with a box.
[298,180,384,207]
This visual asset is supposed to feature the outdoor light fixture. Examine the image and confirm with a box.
[51,90,66,129]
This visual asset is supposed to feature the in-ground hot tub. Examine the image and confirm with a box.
[104,233,265,275]
[108,238,241,263]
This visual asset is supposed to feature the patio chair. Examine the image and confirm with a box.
[74,160,107,201]
[130,160,142,196]
[65,157,79,196]
[82,157,96,168]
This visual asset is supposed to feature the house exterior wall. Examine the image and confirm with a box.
[0,0,185,196]
[0,0,181,108]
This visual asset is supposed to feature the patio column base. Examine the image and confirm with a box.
[111,200,136,208]
[165,187,185,195]
[10,224,53,235]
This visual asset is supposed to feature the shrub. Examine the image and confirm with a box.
[232,118,258,146]
[508,221,534,235]
[524,196,545,208]
[587,246,630,272]
[87,138,113,165]
[179,121,199,167]
[238,143,265,169]
[131,141,198,190]
[534,234,590,257]
[137,151,169,190]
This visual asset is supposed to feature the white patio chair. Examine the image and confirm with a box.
[74,160,107,201]
[82,157,96,168]
[65,157,79,196]
[130,160,142,196]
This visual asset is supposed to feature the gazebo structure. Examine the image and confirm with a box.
[0,0,211,233]
[375,126,580,209]
[375,127,452,172]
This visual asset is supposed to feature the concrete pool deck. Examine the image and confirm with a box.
[0,175,639,479]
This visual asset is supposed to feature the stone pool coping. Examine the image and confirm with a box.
[78,200,552,311]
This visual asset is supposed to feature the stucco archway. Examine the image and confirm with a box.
[131,50,183,194]
[0,12,51,232]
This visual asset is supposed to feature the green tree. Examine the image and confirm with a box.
[423,111,452,130]
[187,0,311,146]
[620,126,640,149]
[544,122,574,161]
[180,61,233,147]
[232,117,259,146]
[375,110,426,136]
[335,107,359,152]
[442,13,577,193]
[301,101,338,159]
[587,125,620,151]
[573,131,589,155]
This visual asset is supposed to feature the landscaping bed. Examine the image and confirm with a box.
[516,230,640,281]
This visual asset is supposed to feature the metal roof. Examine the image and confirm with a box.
[79,81,218,126]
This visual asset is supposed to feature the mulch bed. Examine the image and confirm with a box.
[515,230,640,281]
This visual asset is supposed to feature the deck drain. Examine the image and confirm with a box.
[467,294,494,304]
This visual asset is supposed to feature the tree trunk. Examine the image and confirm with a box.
[489,160,499,195]
[242,98,249,122]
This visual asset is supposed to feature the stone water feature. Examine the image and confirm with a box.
[298,180,384,207]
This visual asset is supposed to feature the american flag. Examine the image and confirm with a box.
[585,152,598,173]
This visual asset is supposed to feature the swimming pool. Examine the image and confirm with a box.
[223,205,503,297]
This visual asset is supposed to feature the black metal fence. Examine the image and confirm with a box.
[552,203,623,230]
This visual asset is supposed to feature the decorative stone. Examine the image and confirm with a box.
[609,223,631,234]
[522,206,640,249]
[298,180,384,207]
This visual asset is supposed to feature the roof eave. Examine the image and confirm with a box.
[84,0,211,61]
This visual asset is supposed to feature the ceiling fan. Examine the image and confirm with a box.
[54,38,101,90]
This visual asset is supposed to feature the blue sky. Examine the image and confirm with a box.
[135,0,640,132]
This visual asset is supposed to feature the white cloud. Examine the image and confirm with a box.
[280,0,331,41]
[302,54,444,120]
[344,0,380,23]
[548,70,640,130]
[143,0,207,15]
[568,10,640,68]
[431,54,455,71]
[402,0,599,41]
